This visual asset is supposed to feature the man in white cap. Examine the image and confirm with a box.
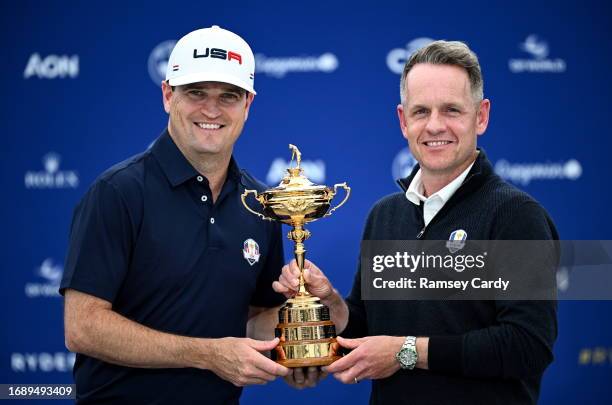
[61,26,290,404]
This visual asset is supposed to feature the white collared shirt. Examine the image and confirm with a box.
[405,159,476,227]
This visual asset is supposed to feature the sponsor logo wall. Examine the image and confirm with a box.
[255,53,339,78]
[24,54,79,79]
[5,2,611,404]
[509,35,567,73]
[24,153,79,189]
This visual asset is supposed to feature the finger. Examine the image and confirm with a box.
[279,272,299,290]
[272,280,286,293]
[303,268,315,283]
[304,366,319,387]
[283,373,303,389]
[303,259,321,274]
[272,280,293,296]
[250,352,291,377]
[293,367,305,384]
[247,337,280,352]
[237,376,271,386]
[333,367,360,385]
[280,263,298,282]
[336,336,364,349]
[323,351,357,373]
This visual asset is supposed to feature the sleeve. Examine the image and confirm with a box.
[249,221,286,307]
[428,201,558,378]
[60,179,135,303]
[341,207,378,338]
[340,256,369,338]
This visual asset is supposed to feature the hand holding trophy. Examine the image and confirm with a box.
[241,144,350,367]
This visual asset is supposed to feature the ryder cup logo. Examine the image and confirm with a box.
[24,153,79,189]
[255,53,339,78]
[25,258,63,298]
[243,239,261,266]
[446,229,467,254]
[509,35,566,73]
[387,38,435,74]
[392,148,418,180]
[266,157,326,185]
[148,40,177,86]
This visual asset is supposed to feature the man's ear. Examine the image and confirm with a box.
[243,92,255,122]
[161,81,173,114]
[476,99,491,136]
[397,104,410,141]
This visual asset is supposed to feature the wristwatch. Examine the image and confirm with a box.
[395,336,418,370]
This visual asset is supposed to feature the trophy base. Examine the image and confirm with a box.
[273,294,341,368]
[276,354,342,368]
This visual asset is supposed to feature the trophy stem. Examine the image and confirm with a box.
[288,223,311,296]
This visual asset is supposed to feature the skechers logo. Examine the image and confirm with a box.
[193,48,242,64]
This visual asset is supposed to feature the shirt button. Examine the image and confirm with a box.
[201,195,208,202]
[210,217,215,224]
[197,176,204,182]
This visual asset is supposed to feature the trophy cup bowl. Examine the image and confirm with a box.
[241,145,350,367]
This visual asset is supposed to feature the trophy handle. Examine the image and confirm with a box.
[324,182,351,217]
[241,189,274,221]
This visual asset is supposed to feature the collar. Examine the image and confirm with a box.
[151,129,242,188]
[405,157,475,206]
[397,147,491,195]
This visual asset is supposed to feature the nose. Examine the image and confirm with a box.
[199,97,222,119]
[425,110,446,135]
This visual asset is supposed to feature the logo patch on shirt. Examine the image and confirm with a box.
[243,238,261,266]
[446,229,467,253]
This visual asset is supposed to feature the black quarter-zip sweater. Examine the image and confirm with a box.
[343,149,558,405]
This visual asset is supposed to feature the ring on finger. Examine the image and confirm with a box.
[354,377,359,384]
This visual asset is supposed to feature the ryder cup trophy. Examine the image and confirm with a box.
[241,144,350,367]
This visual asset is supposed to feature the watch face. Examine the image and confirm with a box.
[399,347,417,367]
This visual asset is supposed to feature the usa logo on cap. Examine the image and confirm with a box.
[243,238,261,266]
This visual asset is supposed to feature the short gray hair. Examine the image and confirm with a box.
[400,40,484,104]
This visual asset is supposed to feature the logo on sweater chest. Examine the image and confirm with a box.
[446,229,467,253]
[243,238,261,266]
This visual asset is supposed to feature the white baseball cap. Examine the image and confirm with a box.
[165,25,256,94]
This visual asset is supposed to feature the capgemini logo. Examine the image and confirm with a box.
[148,40,177,86]
[494,159,582,185]
[24,153,79,189]
[255,53,339,78]
[387,38,435,74]
[392,148,418,180]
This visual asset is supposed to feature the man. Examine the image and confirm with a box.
[61,26,289,404]
[274,40,558,404]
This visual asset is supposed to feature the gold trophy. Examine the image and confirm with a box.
[241,145,350,367]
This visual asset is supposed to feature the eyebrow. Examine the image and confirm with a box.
[409,104,429,111]
[409,101,464,110]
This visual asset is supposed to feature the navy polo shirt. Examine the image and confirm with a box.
[61,130,285,404]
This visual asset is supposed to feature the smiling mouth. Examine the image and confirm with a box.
[423,140,453,146]
[195,122,225,130]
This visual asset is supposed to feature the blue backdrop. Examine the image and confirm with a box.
[2,1,612,403]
